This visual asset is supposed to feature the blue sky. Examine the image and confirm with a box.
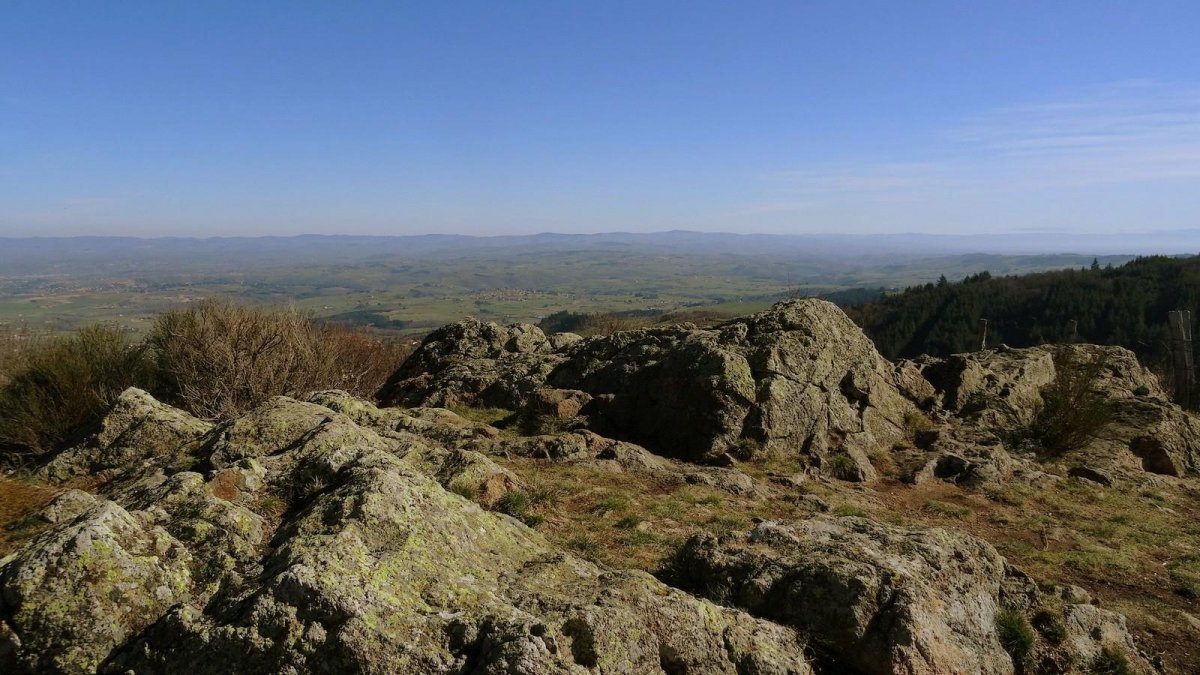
[2,1,1198,237]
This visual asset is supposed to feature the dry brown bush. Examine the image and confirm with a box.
[0,324,48,386]
[146,300,411,419]
[0,324,149,459]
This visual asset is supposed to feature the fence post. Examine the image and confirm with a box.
[1168,310,1194,408]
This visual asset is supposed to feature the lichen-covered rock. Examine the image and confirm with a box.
[402,446,522,507]
[668,517,1014,674]
[2,391,813,674]
[197,396,344,469]
[0,498,193,674]
[120,471,264,591]
[917,344,1200,476]
[480,431,761,495]
[377,319,565,409]
[103,448,812,674]
[305,390,500,445]
[41,387,211,482]
[667,517,1151,675]
[380,299,919,472]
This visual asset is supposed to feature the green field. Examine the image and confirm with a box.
[0,240,1132,338]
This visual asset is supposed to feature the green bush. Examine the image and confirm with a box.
[0,324,149,460]
[1023,350,1115,457]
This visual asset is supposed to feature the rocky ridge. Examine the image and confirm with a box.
[4,298,1195,673]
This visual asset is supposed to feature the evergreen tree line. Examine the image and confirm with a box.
[843,255,1200,377]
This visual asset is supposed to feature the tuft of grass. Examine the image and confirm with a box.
[833,504,868,518]
[1168,558,1200,599]
[923,500,974,519]
[449,482,478,500]
[251,494,287,519]
[731,437,761,461]
[985,486,1024,506]
[702,513,748,535]
[448,406,515,427]
[903,410,933,439]
[621,530,658,546]
[823,453,858,480]
[649,498,686,520]
[565,534,601,557]
[615,515,642,529]
[1030,610,1067,645]
[995,609,1036,668]
[590,493,633,515]
[494,488,551,527]
[1089,645,1135,675]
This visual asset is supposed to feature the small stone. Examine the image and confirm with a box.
[1068,466,1114,486]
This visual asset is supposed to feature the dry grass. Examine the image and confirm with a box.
[496,450,1200,671]
[873,476,1200,672]
[494,458,814,570]
[0,476,58,554]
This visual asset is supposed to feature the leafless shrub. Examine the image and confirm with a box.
[146,300,410,419]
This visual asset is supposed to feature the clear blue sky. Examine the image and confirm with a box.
[3,1,1198,237]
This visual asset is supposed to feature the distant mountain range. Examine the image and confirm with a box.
[3,230,1197,278]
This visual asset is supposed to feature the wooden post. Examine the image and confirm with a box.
[979,318,989,351]
[1067,319,1078,343]
[1168,310,1194,408]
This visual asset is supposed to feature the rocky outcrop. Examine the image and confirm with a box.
[40,388,211,482]
[380,299,919,475]
[668,517,1151,675]
[1,391,814,674]
[376,320,566,409]
[912,344,1200,478]
[6,297,1188,673]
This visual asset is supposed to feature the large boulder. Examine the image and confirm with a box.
[377,319,565,409]
[553,300,918,469]
[667,518,1151,675]
[41,388,211,482]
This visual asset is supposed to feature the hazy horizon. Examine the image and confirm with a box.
[3,3,1199,238]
